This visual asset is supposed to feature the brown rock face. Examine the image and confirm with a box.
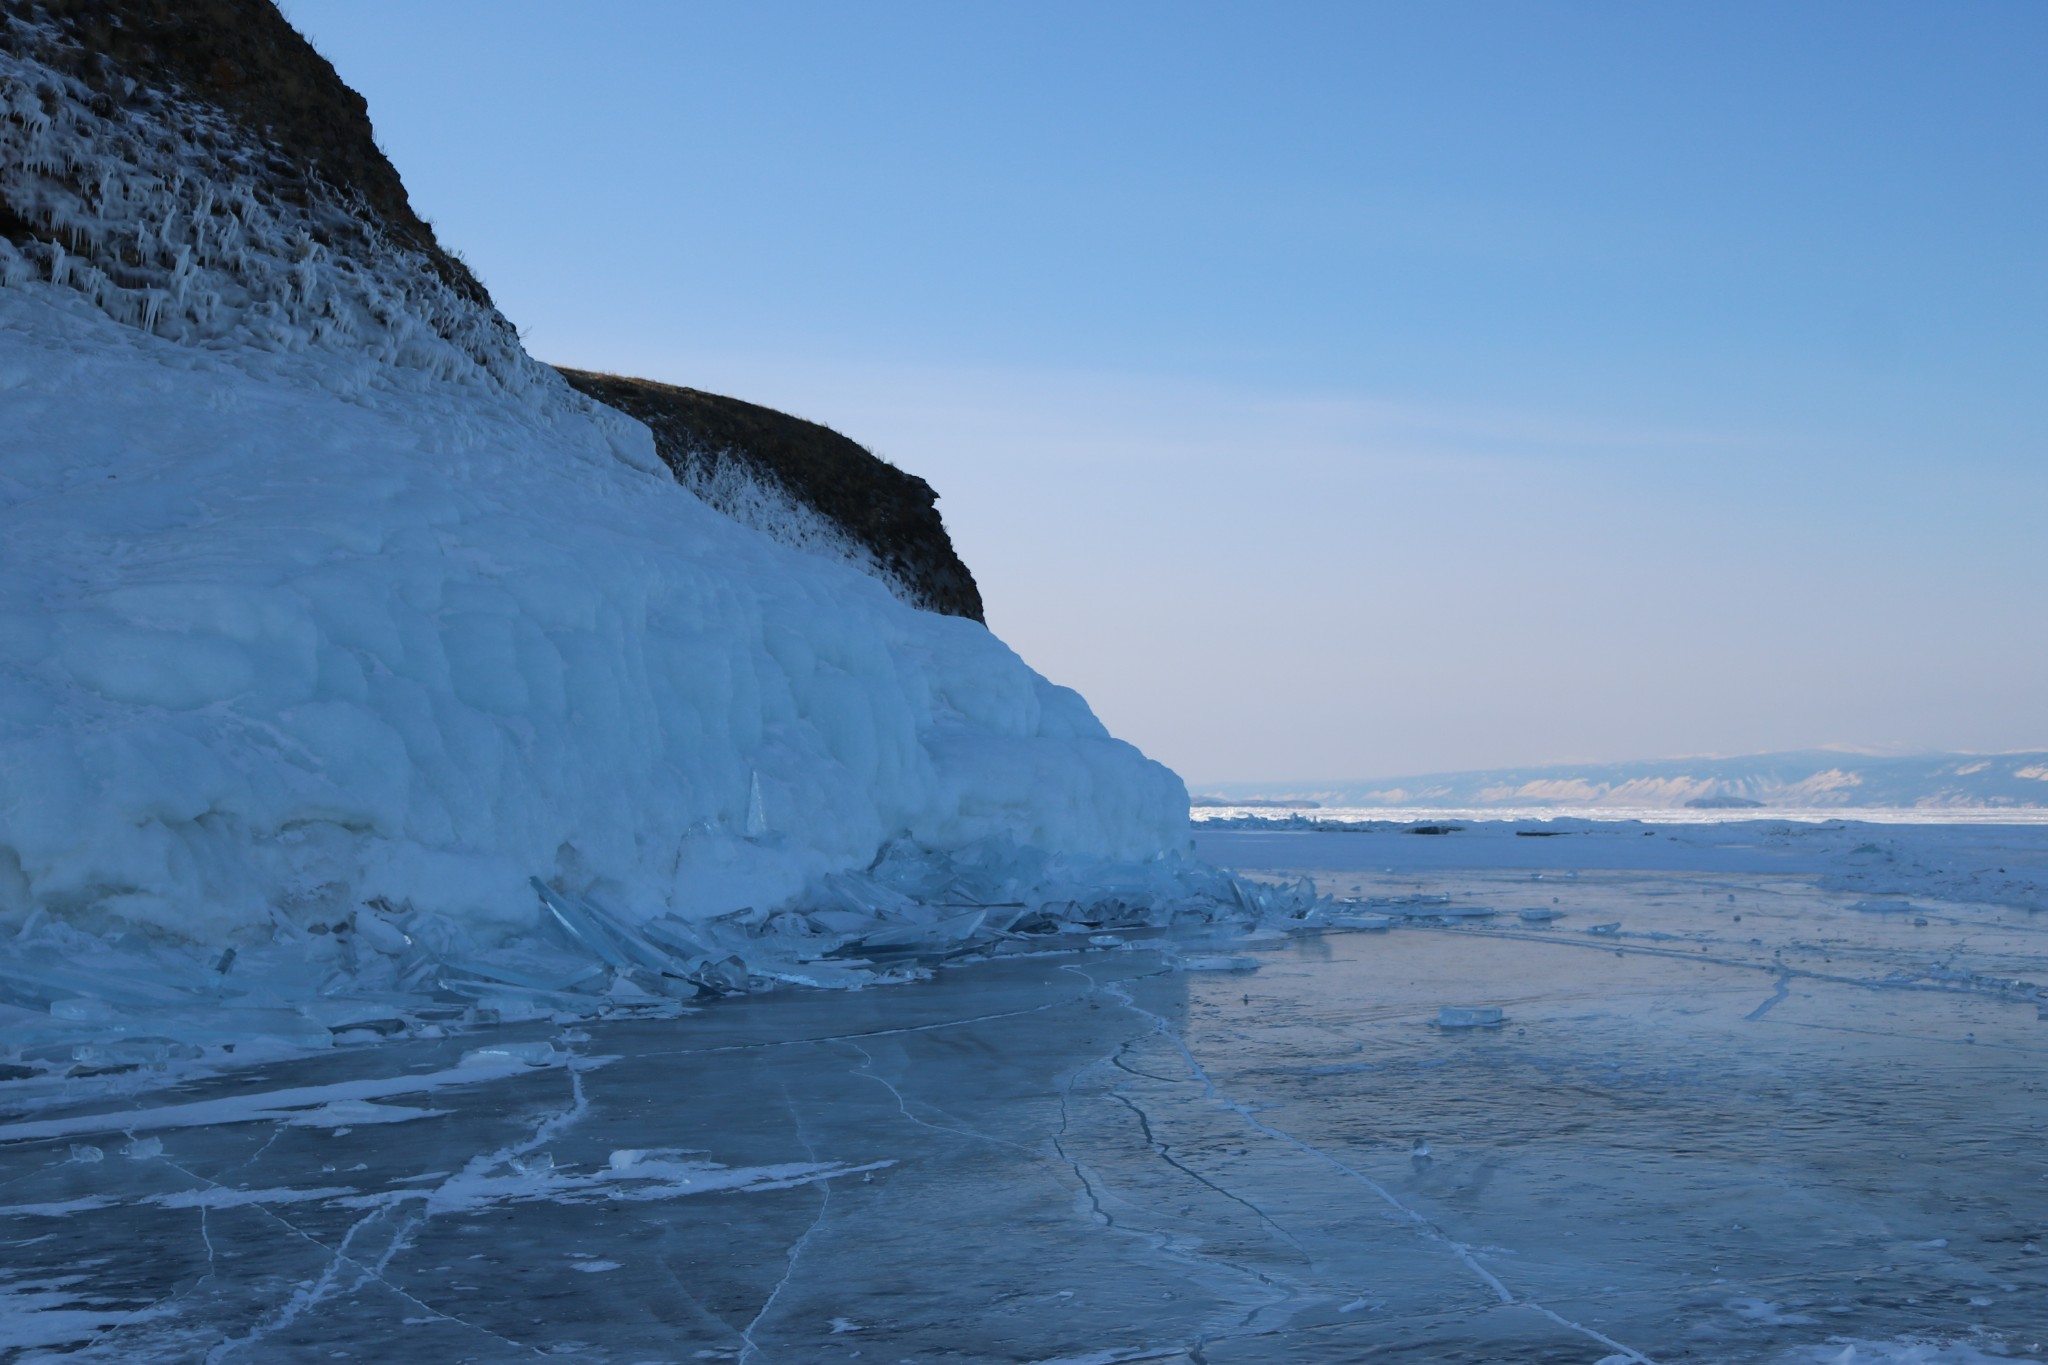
[7,0,484,304]
[558,369,986,623]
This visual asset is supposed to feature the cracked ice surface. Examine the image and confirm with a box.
[4,825,2048,1362]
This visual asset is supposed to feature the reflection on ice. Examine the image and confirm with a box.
[2,824,2046,1361]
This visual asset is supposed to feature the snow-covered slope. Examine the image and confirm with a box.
[0,10,1276,1048]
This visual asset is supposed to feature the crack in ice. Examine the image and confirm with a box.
[1418,924,2042,1003]
[1066,965,1665,1365]
[198,1051,595,1360]
[1746,975,1794,1021]
[844,1040,1038,1155]
[1044,1030,1311,1343]
[1104,1065,1315,1266]
[201,1199,405,1363]
[737,1087,834,1365]
[1052,1063,1118,1229]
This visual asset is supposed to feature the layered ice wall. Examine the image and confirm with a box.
[0,15,1199,968]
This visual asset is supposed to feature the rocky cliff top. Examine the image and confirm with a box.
[558,369,985,622]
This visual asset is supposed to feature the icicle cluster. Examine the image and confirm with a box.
[0,17,563,412]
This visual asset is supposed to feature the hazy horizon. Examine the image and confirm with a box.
[1185,748,2048,819]
[1189,744,2048,791]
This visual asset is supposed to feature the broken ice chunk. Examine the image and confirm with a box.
[817,870,923,920]
[460,1041,562,1068]
[300,999,410,1036]
[444,944,609,994]
[639,916,716,962]
[529,880,634,971]
[605,1146,702,1173]
[1437,1006,1504,1029]
[352,911,413,955]
[755,961,875,991]
[1518,908,1563,923]
[615,967,699,1001]
[1587,922,1621,936]
[856,909,987,952]
[605,973,654,1001]
[1177,955,1260,973]
[805,908,883,937]
[454,990,559,1024]
[693,954,750,996]
[51,999,334,1049]
[530,881,704,983]
[1330,912,1394,930]
[285,1099,448,1128]
[71,1040,185,1070]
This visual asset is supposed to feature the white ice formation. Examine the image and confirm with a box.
[660,435,930,614]
[0,18,1299,1057]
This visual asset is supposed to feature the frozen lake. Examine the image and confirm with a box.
[5,823,2047,1362]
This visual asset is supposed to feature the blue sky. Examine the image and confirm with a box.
[285,1,2046,782]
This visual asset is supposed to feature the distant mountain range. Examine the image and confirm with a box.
[1193,751,2048,810]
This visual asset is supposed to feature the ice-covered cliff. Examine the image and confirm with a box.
[0,4,1284,1044]
[556,368,987,623]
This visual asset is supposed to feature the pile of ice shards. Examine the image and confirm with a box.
[0,842,1321,1097]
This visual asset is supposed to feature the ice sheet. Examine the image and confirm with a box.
[4,824,2043,1361]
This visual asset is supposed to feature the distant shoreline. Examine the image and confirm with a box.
[1192,750,2048,814]
[1191,805,2048,827]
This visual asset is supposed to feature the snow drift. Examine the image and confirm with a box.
[0,10,1291,1052]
